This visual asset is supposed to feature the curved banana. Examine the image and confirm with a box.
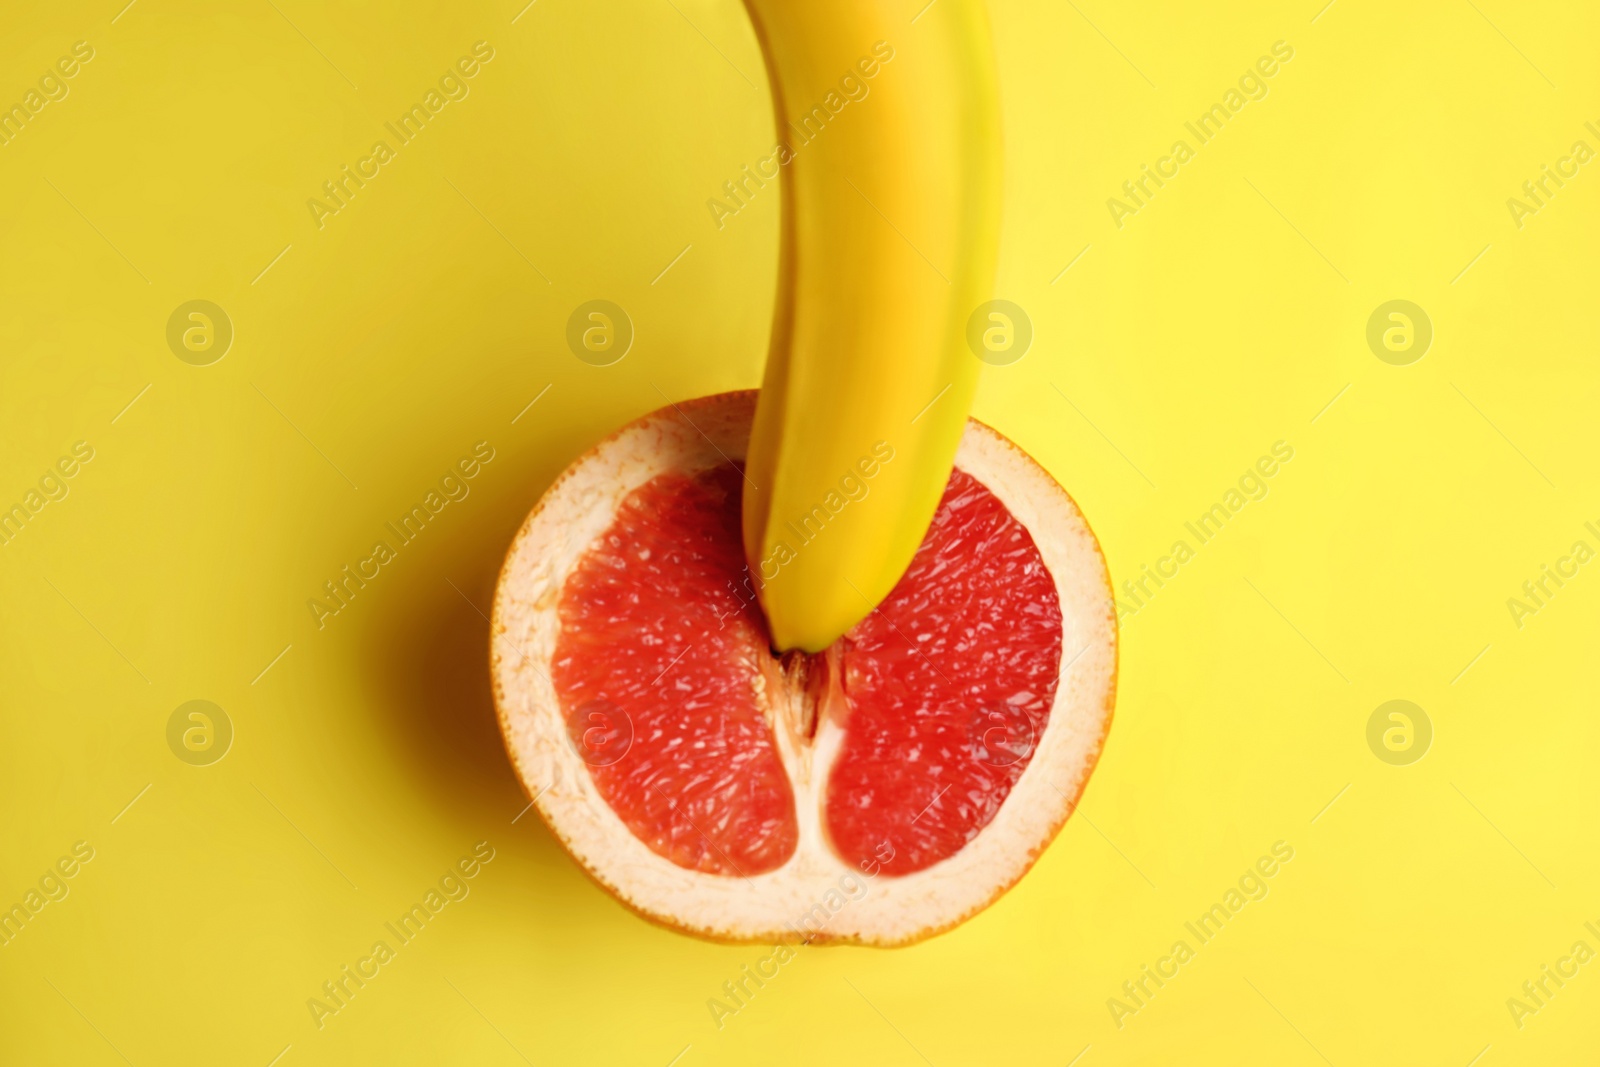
[740,0,1003,652]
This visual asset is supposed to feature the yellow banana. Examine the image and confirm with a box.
[740,0,1003,653]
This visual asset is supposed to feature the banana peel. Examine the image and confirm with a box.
[741,0,1002,652]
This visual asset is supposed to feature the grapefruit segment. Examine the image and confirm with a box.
[492,391,1116,945]
[550,466,798,877]
[827,468,1064,876]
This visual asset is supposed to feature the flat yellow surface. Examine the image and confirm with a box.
[2,1,1597,1064]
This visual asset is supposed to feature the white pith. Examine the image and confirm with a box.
[491,392,1116,946]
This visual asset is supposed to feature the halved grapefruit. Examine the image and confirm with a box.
[491,391,1116,945]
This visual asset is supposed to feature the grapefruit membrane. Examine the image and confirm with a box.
[492,392,1116,945]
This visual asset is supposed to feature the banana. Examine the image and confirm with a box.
[740,0,1003,652]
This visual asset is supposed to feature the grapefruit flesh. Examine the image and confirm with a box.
[827,468,1064,876]
[551,466,799,876]
[492,391,1115,945]
[551,464,1064,880]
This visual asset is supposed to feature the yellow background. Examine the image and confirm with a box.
[2,0,1596,1063]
